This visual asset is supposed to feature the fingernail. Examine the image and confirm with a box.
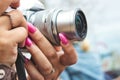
[25,37,32,47]
[27,22,36,33]
[59,33,68,45]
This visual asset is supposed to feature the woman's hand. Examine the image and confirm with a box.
[25,23,78,80]
[0,10,27,67]
[0,6,77,79]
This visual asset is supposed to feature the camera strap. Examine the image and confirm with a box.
[15,48,27,80]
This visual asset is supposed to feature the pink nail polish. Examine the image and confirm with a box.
[25,37,32,47]
[27,22,36,33]
[59,33,68,45]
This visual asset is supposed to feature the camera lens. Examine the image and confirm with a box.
[28,8,87,45]
[75,10,87,40]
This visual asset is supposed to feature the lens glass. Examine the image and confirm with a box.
[75,11,87,40]
[75,12,83,34]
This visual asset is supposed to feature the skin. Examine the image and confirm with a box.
[0,0,20,15]
[0,0,78,80]
[0,0,27,67]
[0,11,78,80]
[0,10,27,66]
[25,28,78,80]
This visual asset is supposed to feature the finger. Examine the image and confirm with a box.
[24,58,44,80]
[59,33,78,66]
[0,10,27,30]
[0,0,12,15]
[27,23,58,65]
[7,10,27,29]
[54,46,63,57]
[10,0,20,9]
[8,27,27,43]
[19,40,25,47]
[27,76,31,80]
[54,46,62,51]
[25,37,53,76]
[0,14,12,30]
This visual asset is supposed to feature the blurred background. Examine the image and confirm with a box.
[38,0,120,72]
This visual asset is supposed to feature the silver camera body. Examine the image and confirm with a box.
[24,8,87,45]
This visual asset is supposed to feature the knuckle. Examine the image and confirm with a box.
[10,10,23,19]
[20,27,27,35]
[70,57,78,65]
[9,10,25,27]
[64,46,78,64]
[47,51,57,59]
[35,32,44,43]
[69,54,78,65]
[43,65,53,75]
[13,10,23,16]
[31,48,40,56]
[35,36,42,43]
[18,27,28,38]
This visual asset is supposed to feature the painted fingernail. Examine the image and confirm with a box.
[59,33,68,45]
[25,37,32,47]
[27,22,36,33]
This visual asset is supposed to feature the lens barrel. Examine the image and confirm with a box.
[30,8,87,45]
